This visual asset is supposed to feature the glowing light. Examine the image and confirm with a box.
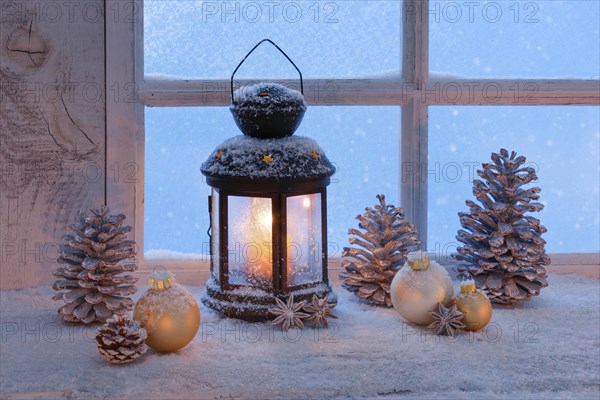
[259,208,273,230]
[241,198,273,280]
[303,197,311,208]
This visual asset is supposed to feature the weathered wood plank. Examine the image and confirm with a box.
[401,0,429,246]
[425,79,600,106]
[0,1,105,289]
[105,0,145,259]
[140,78,600,107]
[141,78,409,106]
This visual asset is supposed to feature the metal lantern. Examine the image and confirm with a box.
[200,39,336,321]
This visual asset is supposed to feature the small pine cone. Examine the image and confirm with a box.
[96,315,147,364]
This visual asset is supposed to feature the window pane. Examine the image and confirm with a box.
[211,189,220,281]
[144,106,400,258]
[144,0,401,79]
[428,106,600,254]
[430,1,600,78]
[287,193,322,287]
[228,196,273,289]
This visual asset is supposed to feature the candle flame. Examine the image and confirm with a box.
[244,199,273,282]
[259,208,273,230]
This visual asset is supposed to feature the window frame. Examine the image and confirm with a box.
[106,0,600,269]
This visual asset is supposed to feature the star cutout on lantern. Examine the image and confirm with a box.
[215,149,224,159]
[311,150,320,160]
[262,154,274,163]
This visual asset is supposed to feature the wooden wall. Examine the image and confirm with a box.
[0,0,105,288]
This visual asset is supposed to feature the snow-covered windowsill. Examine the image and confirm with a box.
[1,270,598,399]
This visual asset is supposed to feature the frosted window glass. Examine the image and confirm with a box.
[430,1,600,78]
[144,106,399,257]
[144,0,401,79]
[287,193,323,287]
[428,106,600,254]
[144,107,233,256]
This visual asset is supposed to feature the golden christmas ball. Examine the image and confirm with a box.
[390,251,454,325]
[453,279,492,331]
[133,268,200,352]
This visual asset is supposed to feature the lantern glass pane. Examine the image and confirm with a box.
[227,196,273,289]
[211,189,220,282]
[286,193,323,287]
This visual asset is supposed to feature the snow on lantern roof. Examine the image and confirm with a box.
[201,135,335,181]
[232,82,305,112]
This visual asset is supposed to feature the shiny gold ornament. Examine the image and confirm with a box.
[311,150,320,159]
[390,251,454,325]
[262,154,274,163]
[133,268,200,352]
[453,278,492,331]
[215,149,224,159]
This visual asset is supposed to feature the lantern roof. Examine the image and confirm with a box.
[201,135,335,182]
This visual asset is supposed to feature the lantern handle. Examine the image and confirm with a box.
[230,38,304,103]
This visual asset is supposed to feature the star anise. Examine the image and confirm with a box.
[428,303,465,337]
[268,295,308,330]
[303,294,337,328]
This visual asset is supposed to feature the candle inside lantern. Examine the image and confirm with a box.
[228,196,273,288]
[303,196,311,208]
[245,198,273,280]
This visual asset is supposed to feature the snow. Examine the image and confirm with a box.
[201,135,335,179]
[232,83,305,112]
[145,249,204,260]
[137,283,198,321]
[206,276,271,299]
[1,273,599,399]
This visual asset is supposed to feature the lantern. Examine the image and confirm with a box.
[200,39,336,321]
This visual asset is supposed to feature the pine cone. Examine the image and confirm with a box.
[52,206,138,324]
[340,194,420,307]
[454,149,549,304]
[96,315,147,364]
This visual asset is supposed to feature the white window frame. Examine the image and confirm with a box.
[106,0,600,270]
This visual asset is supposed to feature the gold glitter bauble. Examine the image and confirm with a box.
[390,253,454,325]
[133,270,200,352]
[453,281,492,331]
